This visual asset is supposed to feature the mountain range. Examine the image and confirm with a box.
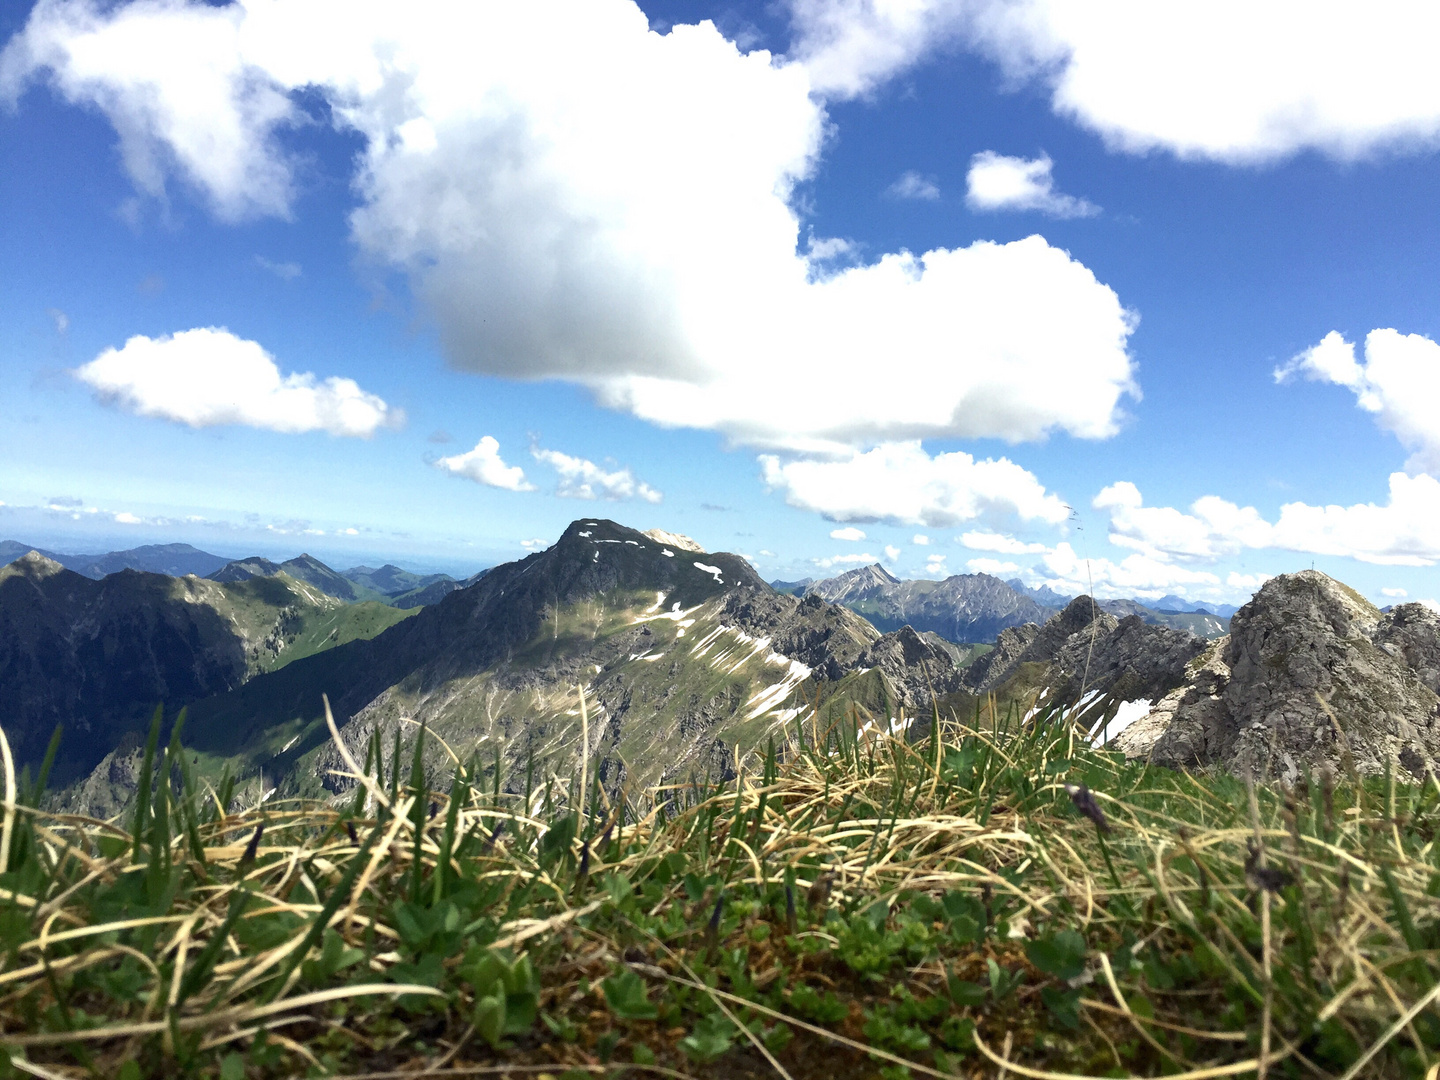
[11,522,1389,823]
[780,563,1231,644]
[1,539,481,609]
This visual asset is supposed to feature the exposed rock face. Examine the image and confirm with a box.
[967,597,1116,693]
[1048,615,1210,704]
[1116,572,1440,782]
[1373,603,1440,695]
[856,626,968,712]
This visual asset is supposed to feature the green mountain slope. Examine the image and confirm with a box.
[0,552,413,781]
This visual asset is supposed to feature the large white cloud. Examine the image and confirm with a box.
[789,0,1440,162]
[760,441,1069,526]
[531,447,662,503]
[1095,473,1440,568]
[434,436,535,492]
[4,0,1137,454]
[965,151,1097,218]
[74,327,399,436]
[1277,329,1440,473]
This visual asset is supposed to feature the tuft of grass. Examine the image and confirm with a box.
[0,694,1435,1078]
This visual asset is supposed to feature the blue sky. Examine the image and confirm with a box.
[4,1,1440,604]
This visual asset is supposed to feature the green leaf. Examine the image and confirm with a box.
[601,969,658,1021]
[1025,929,1088,981]
[475,992,507,1049]
[218,1053,246,1080]
[945,976,986,1008]
[680,1012,735,1063]
[1041,985,1082,1029]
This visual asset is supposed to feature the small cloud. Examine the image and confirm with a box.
[427,429,454,444]
[961,530,1050,555]
[113,511,142,524]
[968,557,1021,575]
[813,552,878,569]
[342,527,359,535]
[532,446,661,502]
[925,553,948,576]
[807,236,855,261]
[1382,587,1409,598]
[520,538,549,550]
[137,274,164,295]
[435,436,535,491]
[47,308,68,335]
[885,170,940,201]
[912,533,930,545]
[965,152,1099,218]
[254,255,302,280]
[48,495,83,508]
[701,502,732,512]
[884,545,901,562]
[759,549,775,557]
[830,526,866,541]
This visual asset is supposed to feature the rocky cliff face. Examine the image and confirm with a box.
[1115,572,1440,782]
[959,595,1207,710]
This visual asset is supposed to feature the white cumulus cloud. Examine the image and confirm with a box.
[531,448,662,503]
[434,436,535,492]
[967,557,1018,575]
[813,552,879,569]
[830,526,866,541]
[965,152,1097,217]
[1277,329,1440,473]
[884,544,901,562]
[74,327,399,436]
[1095,473,1440,568]
[787,0,1440,162]
[4,0,1137,455]
[960,530,1050,555]
[886,170,939,200]
[761,442,1070,527]
[1382,587,1409,598]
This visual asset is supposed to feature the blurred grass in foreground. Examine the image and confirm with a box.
[0,690,1435,1079]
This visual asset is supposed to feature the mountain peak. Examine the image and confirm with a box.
[4,551,67,580]
[642,528,705,553]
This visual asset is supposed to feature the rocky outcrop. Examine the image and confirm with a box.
[856,626,968,712]
[1115,572,1440,782]
[1048,615,1210,704]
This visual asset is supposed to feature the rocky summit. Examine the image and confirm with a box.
[1116,571,1440,782]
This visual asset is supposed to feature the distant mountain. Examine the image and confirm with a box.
[806,564,1052,643]
[1151,594,1239,618]
[769,577,815,597]
[343,563,454,596]
[211,553,387,604]
[0,553,413,783]
[1006,579,1075,607]
[1,541,229,579]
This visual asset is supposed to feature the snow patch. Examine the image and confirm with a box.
[1091,699,1153,746]
[579,530,592,538]
[662,549,674,558]
[645,592,667,614]
[279,735,300,754]
[694,561,724,585]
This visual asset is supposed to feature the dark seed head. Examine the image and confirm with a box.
[1065,783,1111,834]
[240,823,264,865]
[344,821,359,845]
[806,872,834,910]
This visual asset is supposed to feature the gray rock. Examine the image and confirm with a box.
[1117,571,1440,782]
[1373,603,1440,695]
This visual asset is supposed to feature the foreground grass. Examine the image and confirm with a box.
[0,695,1437,1079]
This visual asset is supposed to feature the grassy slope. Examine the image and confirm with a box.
[1,699,1435,1079]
